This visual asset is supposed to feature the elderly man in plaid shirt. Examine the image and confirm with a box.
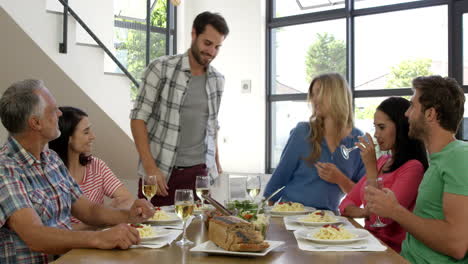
[0,80,155,263]
[130,11,229,206]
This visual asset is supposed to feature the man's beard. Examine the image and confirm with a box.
[190,43,212,66]
[408,118,426,140]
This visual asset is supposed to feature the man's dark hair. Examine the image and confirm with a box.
[192,11,229,36]
[412,75,465,133]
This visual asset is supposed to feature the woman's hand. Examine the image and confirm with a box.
[315,162,345,184]
[315,162,355,193]
[356,133,378,174]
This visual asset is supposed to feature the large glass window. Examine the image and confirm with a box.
[273,0,344,18]
[355,6,447,90]
[355,0,424,9]
[267,0,465,172]
[271,101,309,168]
[272,20,346,94]
[112,0,175,98]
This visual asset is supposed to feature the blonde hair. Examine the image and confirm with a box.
[305,73,354,164]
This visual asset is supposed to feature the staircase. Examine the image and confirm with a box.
[0,0,139,189]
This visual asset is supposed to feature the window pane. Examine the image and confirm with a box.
[354,97,388,134]
[354,96,411,133]
[272,19,346,94]
[114,0,158,21]
[355,0,424,9]
[464,14,468,85]
[274,0,344,18]
[271,101,310,168]
[114,27,166,97]
[355,6,448,90]
[462,95,468,140]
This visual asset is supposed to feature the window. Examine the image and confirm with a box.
[266,0,465,172]
[355,6,447,90]
[112,0,176,98]
[272,20,346,95]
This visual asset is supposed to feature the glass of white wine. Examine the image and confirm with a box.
[195,176,210,209]
[246,175,261,201]
[175,189,195,246]
[142,175,157,206]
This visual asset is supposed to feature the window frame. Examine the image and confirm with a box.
[266,0,467,173]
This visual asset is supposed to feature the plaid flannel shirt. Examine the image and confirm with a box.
[130,51,224,181]
[0,137,82,264]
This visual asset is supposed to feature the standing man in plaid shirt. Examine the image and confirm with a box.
[0,80,155,263]
[130,11,229,206]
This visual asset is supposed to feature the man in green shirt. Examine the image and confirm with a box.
[366,75,468,263]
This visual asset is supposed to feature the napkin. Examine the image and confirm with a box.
[131,229,182,249]
[293,228,387,252]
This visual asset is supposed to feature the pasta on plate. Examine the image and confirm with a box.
[149,208,173,221]
[299,210,337,223]
[272,202,304,212]
[130,224,154,238]
[311,225,356,240]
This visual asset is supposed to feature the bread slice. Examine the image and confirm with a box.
[208,216,270,252]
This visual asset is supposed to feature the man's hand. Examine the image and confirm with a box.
[93,223,140,249]
[315,162,346,185]
[146,168,169,196]
[127,199,155,223]
[365,186,400,218]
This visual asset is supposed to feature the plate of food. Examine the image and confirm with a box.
[193,204,215,214]
[289,210,345,226]
[128,224,171,241]
[190,240,284,256]
[191,215,283,256]
[144,209,180,224]
[267,202,315,216]
[296,225,369,244]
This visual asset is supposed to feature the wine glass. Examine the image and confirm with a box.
[340,145,359,160]
[141,175,158,206]
[175,189,195,246]
[195,176,210,209]
[246,175,261,201]
[367,177,387,228]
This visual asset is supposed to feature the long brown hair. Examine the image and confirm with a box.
[305,73,354,165]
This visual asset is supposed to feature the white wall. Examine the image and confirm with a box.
[178,0,266,174]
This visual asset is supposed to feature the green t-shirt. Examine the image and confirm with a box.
[401,140,468,263]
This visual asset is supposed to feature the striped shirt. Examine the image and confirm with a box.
[130,51,224,181]
[0,136,82,264]
[71,157,123,223]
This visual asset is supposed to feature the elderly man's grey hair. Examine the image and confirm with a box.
[0,79,46,134]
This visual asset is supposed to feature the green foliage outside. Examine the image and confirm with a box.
[305,33,346,83]
[115,0,167,99]
[355,59,432,121]
[385,58,433,88]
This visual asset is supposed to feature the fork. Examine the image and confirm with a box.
[312,245,367,250]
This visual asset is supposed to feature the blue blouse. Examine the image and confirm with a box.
[264,122,366,212]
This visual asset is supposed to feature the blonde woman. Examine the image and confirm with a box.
[264,73,365,212]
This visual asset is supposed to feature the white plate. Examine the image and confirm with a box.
[190,240,284,256]
[267,206,315,216]
[288,215,346,226]
[144,213,181,224]
[140,228,171,242]
[296,228,369,244]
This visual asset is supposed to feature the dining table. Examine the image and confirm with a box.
[54,216,408,264]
